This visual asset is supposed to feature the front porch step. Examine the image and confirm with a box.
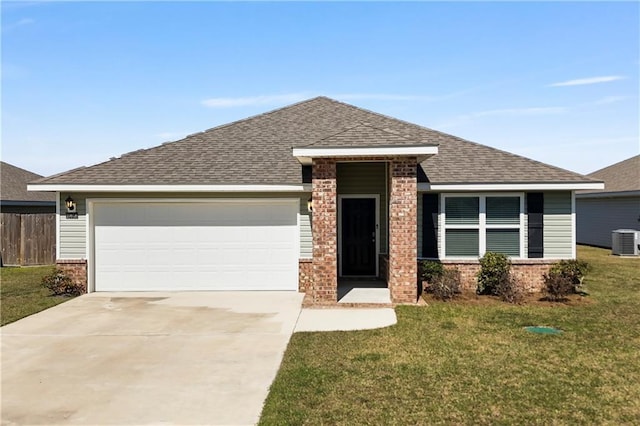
[338,286,391,305]
[301,299,394,309]
[301,281,395,307]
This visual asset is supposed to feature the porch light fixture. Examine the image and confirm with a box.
[307,197,313,212]
[65,196,76,212]
[64,196,78,219]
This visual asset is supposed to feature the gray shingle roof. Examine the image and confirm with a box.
[301,123,431,148]
[581,155,640,194]
[34,96,596,186]
[1,162,56,202]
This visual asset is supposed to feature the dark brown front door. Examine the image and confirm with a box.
[341,198,376,276]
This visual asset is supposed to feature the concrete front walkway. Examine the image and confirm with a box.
[294,308,397,332]
[1,292,304,426]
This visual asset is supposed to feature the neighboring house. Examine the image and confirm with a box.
[1,161,56,266]
[576,155,640,248]
[28,97,603,304]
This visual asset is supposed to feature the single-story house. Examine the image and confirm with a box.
[1,161,56,266]
[29,97,603,304]
[576,155,640,248]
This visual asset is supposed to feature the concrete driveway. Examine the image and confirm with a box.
[1,291,304,426]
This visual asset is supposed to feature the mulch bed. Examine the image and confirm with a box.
[422,290,593,307]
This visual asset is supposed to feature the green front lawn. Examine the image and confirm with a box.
[0,265,73,326]
[260,246,640,424]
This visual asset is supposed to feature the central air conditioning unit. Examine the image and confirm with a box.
[611,229,640,256]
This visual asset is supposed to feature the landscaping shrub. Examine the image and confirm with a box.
[41,269,83,296]
[476,252,511,296]
[549,259,591,291]
[544,259,592,301]
[496,273,525,304]
[543,272,575,301]
[428,268,461,301]
[420,260,444,284]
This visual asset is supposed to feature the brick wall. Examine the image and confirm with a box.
[56,259,87,293]
[307,156,420,305]
[388,157,418,303]
[511,263,554,292]
[311,159,338,303]
[298,259,312,292]
[425,260,554,293]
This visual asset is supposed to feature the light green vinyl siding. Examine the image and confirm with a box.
[58,192,312,260]
[298,197,312,258]
[59,193,87,259]
[544,191,573,258]
[337,162,388,253]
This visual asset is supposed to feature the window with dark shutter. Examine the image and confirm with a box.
[442,194,524,258]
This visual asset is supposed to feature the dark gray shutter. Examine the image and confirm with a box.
[527,193,544,258]
[301,165,312,183]
[422,194,439,258]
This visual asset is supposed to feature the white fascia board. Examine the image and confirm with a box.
[27,184,312,193]
[293,146,438,164]
[418,182,605,192]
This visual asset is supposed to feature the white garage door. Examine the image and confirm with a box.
[92,199,299,291]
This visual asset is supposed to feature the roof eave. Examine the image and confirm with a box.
[292,145,438,165]
[27,184,313,193]
[418,182,606,192]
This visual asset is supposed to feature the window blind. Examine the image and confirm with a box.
[445,197,479,225]
[486,197,520,225]
[486,229,520,257]
[445,229,479,256]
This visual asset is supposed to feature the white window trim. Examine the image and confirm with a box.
[440,193,525,260]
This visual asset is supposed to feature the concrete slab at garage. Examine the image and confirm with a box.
[1,291,304,426]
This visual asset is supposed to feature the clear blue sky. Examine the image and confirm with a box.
[2,1,638,177]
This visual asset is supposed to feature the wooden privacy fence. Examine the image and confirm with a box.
[1,213,55,266]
